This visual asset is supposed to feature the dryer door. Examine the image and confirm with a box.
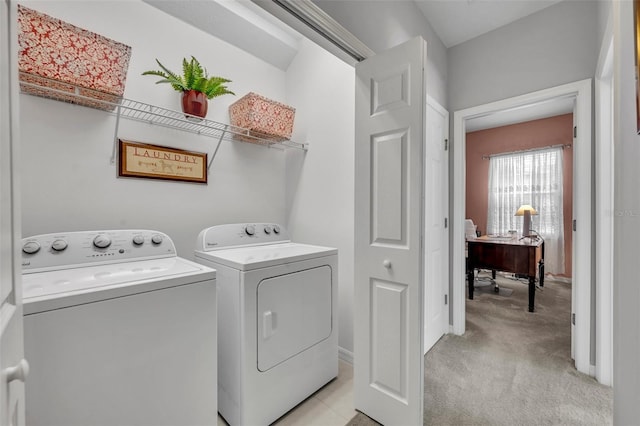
[257,265,332,372]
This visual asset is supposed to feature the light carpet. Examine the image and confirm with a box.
[348,274,613,425]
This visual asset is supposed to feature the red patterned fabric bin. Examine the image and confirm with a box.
[17,5,132,111]
[229,93,295,142]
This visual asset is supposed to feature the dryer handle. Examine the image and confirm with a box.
[262,310,277,339]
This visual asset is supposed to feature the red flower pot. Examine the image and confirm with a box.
[181,90,208,120]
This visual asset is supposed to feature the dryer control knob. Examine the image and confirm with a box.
[264,226,272,234]
[273,225,281,234]
[93,234,112,249]
[132,235,145,246]
[244,225,255,236]
[51,239,68,252]
[22,241,41,255]
[151,234,163,245]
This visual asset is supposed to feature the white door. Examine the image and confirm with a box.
[423,97,449,354]
[571,93,594,373]
[354,36,426,425]
[570,83,592,375]
[1,1,27,425]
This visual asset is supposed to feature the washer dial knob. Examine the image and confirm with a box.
[151,234,163,245]
[244,225,255,236]
[264,226,272,235]
[273,225,281,234]
[51,239,68,252]
[22,241,41,255]
[132,235,145,246]
[93,234,112,249]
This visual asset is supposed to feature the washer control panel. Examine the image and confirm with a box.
[22,230,177,272]
[196,223,289,251]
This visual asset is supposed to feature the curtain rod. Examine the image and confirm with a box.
[482,143,572,160]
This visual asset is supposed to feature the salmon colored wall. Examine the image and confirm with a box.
[466,113,574,277]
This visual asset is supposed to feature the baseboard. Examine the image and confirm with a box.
[493,270,572,285]
[339,346,354,364]
[546,275,572,284]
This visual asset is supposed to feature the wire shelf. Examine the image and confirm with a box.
[114,98,307,150]
[19,81,308,170]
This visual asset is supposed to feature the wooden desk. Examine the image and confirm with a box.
[467,236,544,312]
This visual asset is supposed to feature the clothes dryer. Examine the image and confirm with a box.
[194,223,338,426]
[21,230,217,426]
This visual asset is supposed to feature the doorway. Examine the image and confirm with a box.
[452,79,593,376]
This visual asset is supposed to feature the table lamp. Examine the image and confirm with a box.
[515,204,538,237]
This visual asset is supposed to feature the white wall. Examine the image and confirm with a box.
[448,0,599,111]
[597,0,612,50]
[612,0,640,422]
[313,0,448,108]
[18,0,359,356]
[18,0,290,258]
[285,38,356,354]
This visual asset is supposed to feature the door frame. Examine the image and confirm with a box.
[594,11,614,386]
[451,79,593,376]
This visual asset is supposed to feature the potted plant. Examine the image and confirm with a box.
[142,56,234,120]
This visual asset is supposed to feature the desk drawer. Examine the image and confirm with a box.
[468,242,539,276]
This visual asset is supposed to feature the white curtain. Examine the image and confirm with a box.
[487,147,565,275]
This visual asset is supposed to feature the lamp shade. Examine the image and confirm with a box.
[515,204,538,216]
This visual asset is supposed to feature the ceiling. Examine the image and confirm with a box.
[145,0,566,69]
[144,0,574,130]
[414,0,564,48]
[143,0,303,71]
[412,0,573,130]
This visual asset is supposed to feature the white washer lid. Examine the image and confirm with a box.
[22,257,215,314]
[194,242,337,271]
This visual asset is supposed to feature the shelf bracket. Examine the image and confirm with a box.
[207,127,227,174]
[110,103,122,165]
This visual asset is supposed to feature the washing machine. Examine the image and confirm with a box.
[21,229,217,426]
[194,223,338,425]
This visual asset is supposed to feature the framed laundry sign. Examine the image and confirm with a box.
[118,140,207,184]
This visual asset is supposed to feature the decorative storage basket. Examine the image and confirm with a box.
[229,92,295,143]
[17,5,131,111]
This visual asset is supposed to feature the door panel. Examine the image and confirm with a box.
[354,36,426,426]
[371,67,410,114]
[370,279,408,402]
[371,131,407,245]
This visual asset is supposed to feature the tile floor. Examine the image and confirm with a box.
[217,359,356,426]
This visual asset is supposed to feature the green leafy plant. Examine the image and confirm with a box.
[142,56,234,99]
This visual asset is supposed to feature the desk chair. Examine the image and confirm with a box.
[465,219,498,293]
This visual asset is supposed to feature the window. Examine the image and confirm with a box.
[487,147,565,274]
